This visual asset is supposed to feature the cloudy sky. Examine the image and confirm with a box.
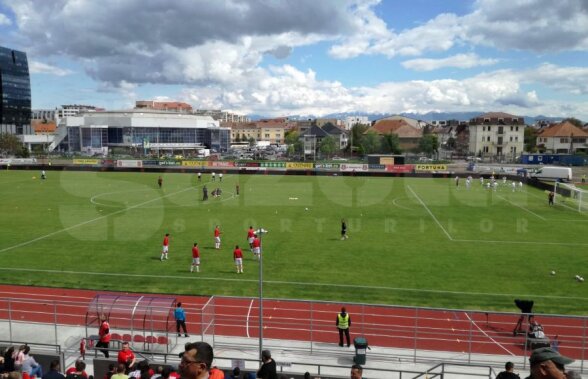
[1,0,588,119]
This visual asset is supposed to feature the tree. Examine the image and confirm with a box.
[562,117,584,128]
[445,136,456,150]
[284,130,300,145]
[361,131,380,154]
[319,136,337,158]
[346,123,370,153]
[418,134,439,156]
[381,133,402,154]
[524,127,538,152]
[0,133,26,156]
[235,133,241,143]
[248,137,256,146]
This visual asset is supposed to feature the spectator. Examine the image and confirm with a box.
[566,371,581,379]
[496,362,519,379]
[208,367,224,379]
[350,364,363,379]
[179,342,213,379]
[111,364,128,379]
[104,364,116,379]
[304,373,311,379]
[43,360,65,379]
[97,315,111,358]
[256,350,277,379]
[228,367,240,379]
[21,346,42,378]
[527,347,573,379]
[13,345,26,371]
[65,361,86,379]
[3,347,15,373]
[128,360,150,379]
[150,367,163,379]
[175,303,189,337]
[336,307,351,347]
[117,343,136,373]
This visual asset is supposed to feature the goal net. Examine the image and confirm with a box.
[553,181,588,212]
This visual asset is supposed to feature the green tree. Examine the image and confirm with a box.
[562,117,584,128]
[284,130,300,145]
[248,137,256,146]
[347,123,370,153]
[235,133,241,143]
[418,134,439,156]
[524,126,538,152]
[445,136,456,150]
[319,136,337,158]
[361,131,380,154]
[0,133,26,156]
[381,133,402,154]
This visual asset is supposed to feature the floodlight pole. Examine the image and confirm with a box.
[257,228,267,361]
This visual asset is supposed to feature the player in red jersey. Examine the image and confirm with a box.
[233,245,244,273]
[160,233,170,261]
[214,226,221,249]
[190,242,200,273]
[247,226,255,250]
[252,234,261,260]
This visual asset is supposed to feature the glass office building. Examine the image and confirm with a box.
[60,110,230,155]
[0,46,31,134]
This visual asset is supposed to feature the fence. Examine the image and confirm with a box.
[0,296,586,373]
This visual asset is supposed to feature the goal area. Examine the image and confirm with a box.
[554,181,588,212]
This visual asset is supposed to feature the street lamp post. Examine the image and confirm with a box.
[256,228,268,361]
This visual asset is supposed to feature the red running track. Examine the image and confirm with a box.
[0,285,585,361]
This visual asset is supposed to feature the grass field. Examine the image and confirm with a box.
[1,169,587,314]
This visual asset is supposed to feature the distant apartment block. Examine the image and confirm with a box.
[468,112,524,158]
[344,116,369,130]
[32,109,56,121]
[56,105,102,124]
[536,121,588,154]
[0,46,31,135]
[135,100,193,113]
[195,109,250,123]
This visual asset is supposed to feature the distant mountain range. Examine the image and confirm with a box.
[249,111,568,125]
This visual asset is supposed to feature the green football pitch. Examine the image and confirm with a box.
[1,170,587,314]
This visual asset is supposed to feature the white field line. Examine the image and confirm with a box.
[0,184,203,254]
[451,238,588,246]
[391,196,418,211]
[526,189,588,217]
[497,195,546,221]
[1,267,587,301]
[407,185,453,240]
[464,312,515,356]
[246,298,254,338]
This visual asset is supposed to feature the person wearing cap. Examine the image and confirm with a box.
[497,362,519,379]
[527,347,574,379]
[256,350,277,379]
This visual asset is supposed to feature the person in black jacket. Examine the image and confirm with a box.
[256,350,277,379]
[496,362,519,379]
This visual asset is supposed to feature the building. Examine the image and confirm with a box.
[195,109,250,123]
[53,110,229,155]
[224,122,259,143]
[0,46,31,135]
[377,115,431,130]
[55,105,102,124]
[468,112,524,159]
[344,116,369,130]
[316,118,343,128]
[135,100,193,113]
[32,109,56,121]
[321,122,349,150]
[368,118,423,151]
[536,121,588,154]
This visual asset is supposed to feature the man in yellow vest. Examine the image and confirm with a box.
[336,307,351,347]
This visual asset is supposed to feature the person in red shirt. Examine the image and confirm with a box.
[213,226,221,249]
[117,342,136,373]
[190,242,200,273]
[97,314,111,358]
[252,235,261,260]
[233,245,243,274]
[160,233,170,261]
[247,226,255,251]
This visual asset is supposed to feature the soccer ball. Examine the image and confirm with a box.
[305,207,309,211]
[550,271,556,275]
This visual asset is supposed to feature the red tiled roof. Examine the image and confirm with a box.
[32,120,57,133]
[537,121,588,138]
[369,119,422,138]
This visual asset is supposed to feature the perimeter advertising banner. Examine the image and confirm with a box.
[159,160,181,166]
[315,163,340,169]
[181,160,206,167]
[116,160,143,168]
[286,162,314,169]
[415,164,447,171]
[260,162,286,168]
[209,161,235,168]
[339,163,369,172]
[380,157,395,165]
[73,159,99,165]
[386,164,414,173]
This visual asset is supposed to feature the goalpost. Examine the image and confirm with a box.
[553,181,588,212]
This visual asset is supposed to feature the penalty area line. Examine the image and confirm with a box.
[1,267,587,301]
[407,185,453,240]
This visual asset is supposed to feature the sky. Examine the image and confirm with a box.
[1,0,588,120]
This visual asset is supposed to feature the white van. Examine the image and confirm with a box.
[530,166,572,182]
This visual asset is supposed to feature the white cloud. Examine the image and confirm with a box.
[521,64,588,95]
[0,13,11,26]
[401,53,499,71]
[29,61,73,76]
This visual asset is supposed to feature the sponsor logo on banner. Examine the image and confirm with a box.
[415,164,447,171]
[380,157,395,165]
[286,162,314,169]
[210,161,235,167]
[116,160,143,168]
[260,162,286,168]
[142,160,159,166]
[315,163,340,169]
[368,164,386,170]
[244,162,260,167]
[181,160,206,167]
[73,159,99,165]
[340,163,369,172]
[386,164,414,173]
[0,158,37,165]
[159,160,180,166]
